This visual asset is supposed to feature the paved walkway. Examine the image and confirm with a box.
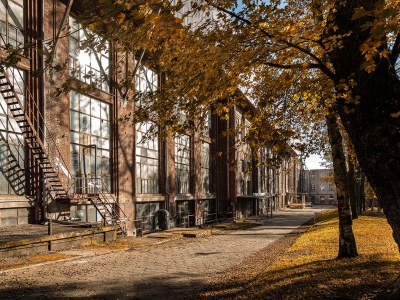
[0,209,319,299]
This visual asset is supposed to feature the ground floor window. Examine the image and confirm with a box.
[238,198,255,218]
[136,202,160,232]
[70,204,101,223]
[176,200,195,227]
[197,199,215,225]
[0,207,33,226]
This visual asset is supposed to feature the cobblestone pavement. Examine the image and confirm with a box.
[0,209,318,300]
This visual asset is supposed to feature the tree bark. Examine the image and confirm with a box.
[347,159,358,219]
[326,113,358,258]
[329,0,400,250]
[360,174,365,214]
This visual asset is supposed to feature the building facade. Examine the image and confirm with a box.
[307,169,337,205]
[0,0,303,231]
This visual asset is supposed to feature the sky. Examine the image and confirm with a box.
[305,154,326,170]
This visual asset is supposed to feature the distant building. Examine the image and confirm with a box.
[307,169,337,205]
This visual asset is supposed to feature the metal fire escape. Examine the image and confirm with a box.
[0,67,128,234]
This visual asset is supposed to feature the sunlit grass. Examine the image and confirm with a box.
[0,252,76,271]
[238,211,400,299]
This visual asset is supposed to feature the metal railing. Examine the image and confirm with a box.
[0,20,24,49]
[136,178,159,194]
[202,211,236,225]
[69,177,103,194]
[69,56,108,91]
[68,176,129,225]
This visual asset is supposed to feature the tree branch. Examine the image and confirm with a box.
[390,33,400,67]
[204,0,336,81]
[265,62,322,69]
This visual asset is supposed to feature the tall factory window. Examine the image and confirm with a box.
[69,16,109,92]
[175,134,191,194]
[201,142,211,193]
[134,64,158,108]
[70,91,111,190]
[136,122,159,194]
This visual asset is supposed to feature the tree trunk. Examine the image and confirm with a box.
[359,173,365,215]
[347,159,358,219]
[326,113,358,258]
[329,0,400,250]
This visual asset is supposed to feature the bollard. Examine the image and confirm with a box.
[48,219,53,251]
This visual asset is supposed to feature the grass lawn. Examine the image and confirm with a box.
[238,210,400,299]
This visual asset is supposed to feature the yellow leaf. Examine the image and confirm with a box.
[390,111,400,118]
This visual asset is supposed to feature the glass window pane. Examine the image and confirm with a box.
[91,117,101,136]
[101,121,110,138]
[91,98,101,118]
[80,94,90,114]
[8,1,24,29]
[69,110,79,131]
[0,2,6,21]
[101,102,109,120]
[80,114,90,133]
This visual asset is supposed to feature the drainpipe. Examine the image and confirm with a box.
[215,113,219,216]
[165,135,169,210]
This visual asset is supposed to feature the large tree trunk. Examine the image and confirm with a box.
[347,159,358,219]
[329,0,400,249]
[326,113,358,258]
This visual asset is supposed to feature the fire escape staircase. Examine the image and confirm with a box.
[0,67,128,234]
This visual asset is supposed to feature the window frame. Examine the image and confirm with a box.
[68,15,110,92]
[200,141,211,194]
[135,122,160,194]
[69,91,111,191]
[0,0,24,48]
[175,134,191,194]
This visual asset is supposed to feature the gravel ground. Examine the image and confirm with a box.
[195,225,311,299]
[0,209,316,299]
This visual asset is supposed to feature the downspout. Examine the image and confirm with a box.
[165,135,170,212]
[215,113,219,216]
[39,0,46,221]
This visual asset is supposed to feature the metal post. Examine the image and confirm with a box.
[48,219,53,251]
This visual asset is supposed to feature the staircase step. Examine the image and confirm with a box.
[3,95,16,100]
[0,89,12,93]
[2,165,18,172]
[50,184,63,188]
[5,100,18,105]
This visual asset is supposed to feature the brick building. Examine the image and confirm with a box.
[0,0,302,232]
